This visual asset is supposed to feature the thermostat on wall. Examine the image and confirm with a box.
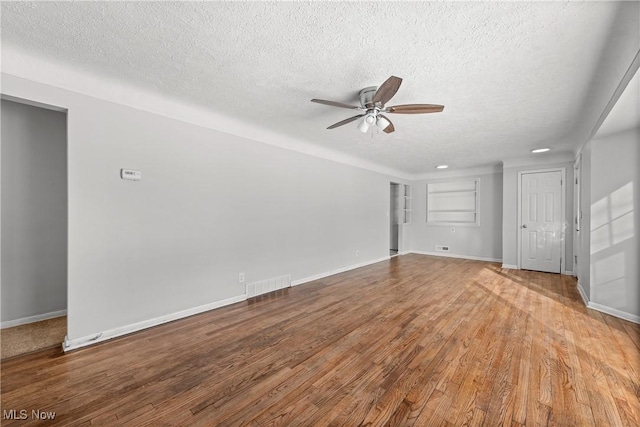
[120,169,141,181]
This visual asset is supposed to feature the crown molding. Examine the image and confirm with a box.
[501,151,574,169]
[582,49,640,153]
[412,164,503,181]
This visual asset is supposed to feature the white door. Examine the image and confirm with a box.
[521,171,563,273]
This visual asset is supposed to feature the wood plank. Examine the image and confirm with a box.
[1,255,638,426]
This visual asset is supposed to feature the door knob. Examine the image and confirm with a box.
[522,224,528,228]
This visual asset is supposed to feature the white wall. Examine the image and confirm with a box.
[588,128,639,317]
[575,62,639,321]
[1,100,68,322]
[577,144,592,299]
[410,171,503,261]
[2,74,406,343]
[502,161,574,272]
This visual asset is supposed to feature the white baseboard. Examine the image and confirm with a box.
[576,282,589,306]
[1,310,67,329]
[574,282,638,324]
[587,302,640,325]
[411,251,502,263]
[63,294,246,352]
[64,255,395,352]
[291,256,391,287]
[500,265,574,276]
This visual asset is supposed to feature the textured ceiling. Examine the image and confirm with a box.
[2,1,638,174]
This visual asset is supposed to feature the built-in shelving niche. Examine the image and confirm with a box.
[427,178,479,226]
[403,184,412,224]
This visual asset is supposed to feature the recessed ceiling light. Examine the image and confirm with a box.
[531,148,550,153]
[436,165,448,169]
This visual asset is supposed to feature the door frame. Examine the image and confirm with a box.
[389,182,401,256]
[517,167,566,272]
[573,156,581,278]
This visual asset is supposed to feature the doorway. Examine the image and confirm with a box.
[1,98,68,358]
[518,169,565,273]
[390,183,400,256]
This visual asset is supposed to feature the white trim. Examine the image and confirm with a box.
[502,264,519,269]
[502,152,574,169]
[62,294,246,352]
[1,310,67,329]
[576,282,589,306]
[411,251,501,263]
[575,282,639,324]
[1,94,67,113]
[413,164,502,181]
[562,270,574,276]
[587,302,640,325]
[63,255,393,352]
[291,256,391,287]
[582,49,640,149]
[517,167,566,273]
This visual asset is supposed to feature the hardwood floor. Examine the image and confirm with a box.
[1,254,639,426]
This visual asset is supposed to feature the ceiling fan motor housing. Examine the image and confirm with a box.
[359,86,378,108]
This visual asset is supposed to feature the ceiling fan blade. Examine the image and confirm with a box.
[379,114,395,133]
[327,114,364,129]
[385,104,445,114]
[311,99,361,109]
[372,76,402,105]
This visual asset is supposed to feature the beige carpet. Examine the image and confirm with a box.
[1,316,66,359]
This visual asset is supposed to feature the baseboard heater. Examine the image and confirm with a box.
[246,274,291,298]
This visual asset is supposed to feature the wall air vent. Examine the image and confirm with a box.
[246,275,291,298]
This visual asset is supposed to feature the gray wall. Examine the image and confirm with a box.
[411,171,503,260]
[390,183,399,251]
[588,127,639,317]
[1,100,67,322]
[502,162,574,272]
[2,75,402,340]
[66,98,397,340]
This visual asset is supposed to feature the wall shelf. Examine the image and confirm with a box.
[402,184,412,224]
[428,209,477,213]
[427,189,477,195]
[427,179,480,226]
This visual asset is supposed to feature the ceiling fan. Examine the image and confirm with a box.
[311,76,444,134]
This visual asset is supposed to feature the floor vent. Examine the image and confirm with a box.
[246,275,291,298]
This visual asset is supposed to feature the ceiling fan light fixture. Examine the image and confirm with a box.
[376,115,391,131]
[365,114,376,125]
[358,118,370,133]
